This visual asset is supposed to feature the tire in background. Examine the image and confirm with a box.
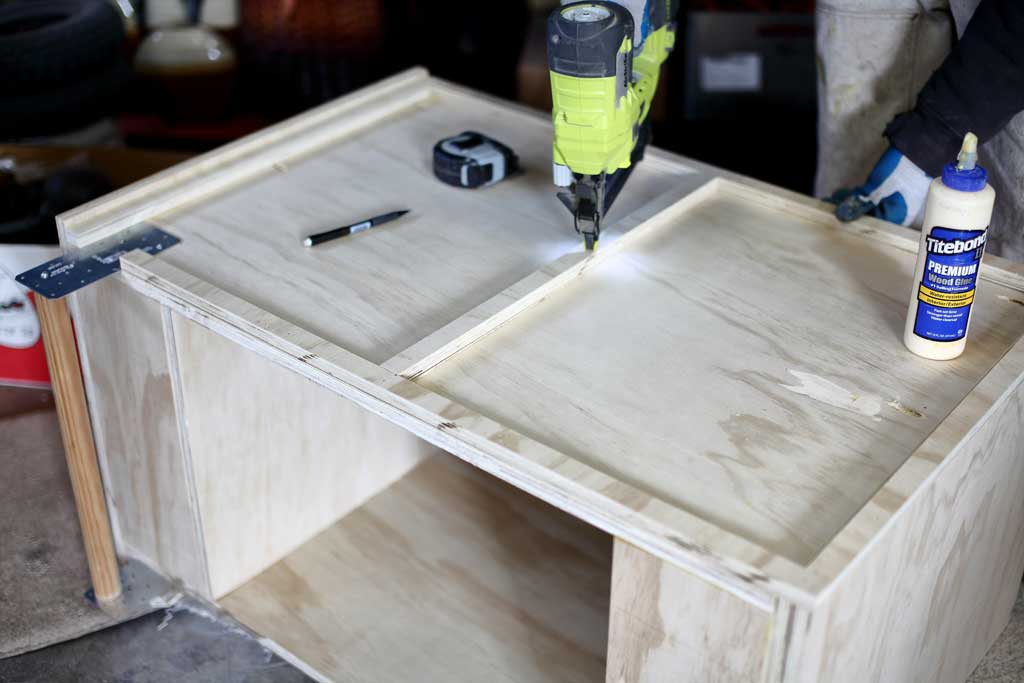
[0,0,125,95]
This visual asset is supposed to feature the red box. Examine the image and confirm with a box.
[0,245,60,388]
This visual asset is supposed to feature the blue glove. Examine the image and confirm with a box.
[830,147,932,227]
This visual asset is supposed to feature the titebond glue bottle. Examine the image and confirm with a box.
[904,132,996,360]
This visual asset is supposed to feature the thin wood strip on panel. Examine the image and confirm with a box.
[807,332,1024,582]
[159,307,213,596]
[662,151,1024,292]
[221,455,612,683]
[58,68,433,250]
[384,178,721,379]
[789,382,1024,683]
[713,178,1024,294]
[118,250,808,609]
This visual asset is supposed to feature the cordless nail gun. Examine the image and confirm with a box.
[547,1,679,249]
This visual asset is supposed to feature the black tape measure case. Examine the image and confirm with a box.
[433,131,520,189]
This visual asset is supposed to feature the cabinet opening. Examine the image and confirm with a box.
[220,453,613,682]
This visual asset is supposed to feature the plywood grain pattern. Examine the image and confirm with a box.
[417,189,1024,564]
[607,540,772,683]
[58,68,436,249]
[221,455,612,683]
[150,88,686,365]
[97,73,1024,602]
[170,314,436,597]
[69,279,209,593]
[787,382,1024,683]
[120,250,811,608]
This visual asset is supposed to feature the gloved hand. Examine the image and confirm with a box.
[829,147,932,227]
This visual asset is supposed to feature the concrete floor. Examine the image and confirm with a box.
[969,586,1024,682]
[0,387,313,682]
[0,596,313,683]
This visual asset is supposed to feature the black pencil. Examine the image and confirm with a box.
[303,210,410,247]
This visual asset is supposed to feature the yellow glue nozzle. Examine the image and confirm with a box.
[957,132,979,171]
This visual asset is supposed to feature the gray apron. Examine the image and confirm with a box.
[815,0,1024,260]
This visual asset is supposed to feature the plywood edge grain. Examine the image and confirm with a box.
[384,177,721,378]
[57,67,434,250]
[117,251,818,609]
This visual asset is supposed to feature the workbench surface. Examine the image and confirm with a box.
[59,69,1024,683]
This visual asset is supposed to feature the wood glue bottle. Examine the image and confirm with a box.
[904,132,995,360]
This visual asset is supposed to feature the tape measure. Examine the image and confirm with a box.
[433,131,520,189]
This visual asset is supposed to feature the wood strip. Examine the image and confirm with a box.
[381,252,583,376]
[58,67,433,250]
[35,295,121,602]
[159,307,213,595]
[383,178,720,378]
[790,378,1024,683]
[809,331,1024,579]
[714,179,1024,293]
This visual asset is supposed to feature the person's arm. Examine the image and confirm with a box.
[886,0,1024,176]
[833,0,1024,226]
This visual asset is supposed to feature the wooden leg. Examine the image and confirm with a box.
[35,295,122,602]
[607,540,774,683]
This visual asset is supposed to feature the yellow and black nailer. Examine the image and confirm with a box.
[547,1,679,249]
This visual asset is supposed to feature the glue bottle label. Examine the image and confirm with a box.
[913,226,987,342]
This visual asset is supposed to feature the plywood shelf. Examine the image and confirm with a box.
[220,455,612,683]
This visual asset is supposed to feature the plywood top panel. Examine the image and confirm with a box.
[416,188,1024,564]
[154,90,686,363]
[222,455,611,683]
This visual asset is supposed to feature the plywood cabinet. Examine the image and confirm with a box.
[61,68,1024,682]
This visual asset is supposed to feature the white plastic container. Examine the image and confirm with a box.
[904,133,996,360]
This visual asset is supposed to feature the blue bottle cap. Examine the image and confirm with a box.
[941,162,987,192]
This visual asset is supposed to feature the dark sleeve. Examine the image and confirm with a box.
[884,0,1024,176]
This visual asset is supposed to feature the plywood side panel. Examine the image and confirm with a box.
[171,315,435,597]
[792,382,1024,683]
[607,540,772,682]
[70,279,208,593]
[222,456,612,683]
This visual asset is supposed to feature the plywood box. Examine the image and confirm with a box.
[60,68,1024,682]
